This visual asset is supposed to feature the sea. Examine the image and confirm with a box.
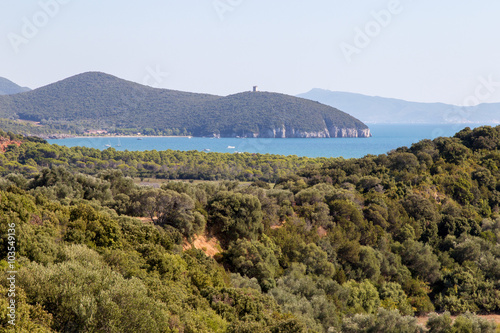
[47,124,493,159]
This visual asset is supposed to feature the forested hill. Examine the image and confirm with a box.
[199,91,370,138]
[0,77,31,95]
[0,72,370,138]
[0,72,220,134]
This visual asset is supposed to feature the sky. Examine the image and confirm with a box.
[1,0,500,105]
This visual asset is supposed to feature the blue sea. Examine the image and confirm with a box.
[48,124,491,159]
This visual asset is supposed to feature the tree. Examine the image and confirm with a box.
[399,240,441,284]
[66,203,123,248]
[17,244,172,333]
[136,188,202,240]
[225,238,280,291]
[379,282,413,315]
[208,191,263,245]
[343,279,380,314]
[341,308,422,333]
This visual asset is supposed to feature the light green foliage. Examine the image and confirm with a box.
[340,308,422,333]
[230,273,262,292]
[0,284,54,332]
[269,264,339,332]
[343,279,380,314]
[379,282,414,315]
[202,287,304,331]
[17,245,172,333]
[297,242,336,278]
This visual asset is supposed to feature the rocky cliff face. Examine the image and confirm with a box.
[224,126,371,138]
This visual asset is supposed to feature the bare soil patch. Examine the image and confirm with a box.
[183,235,221,257]
[0,138,21,153]
[136,216,153,223]
[317,226,328,238]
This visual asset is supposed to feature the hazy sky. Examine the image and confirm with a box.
[2,0,500,105]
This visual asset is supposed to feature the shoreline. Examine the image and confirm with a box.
[48,135,194,139]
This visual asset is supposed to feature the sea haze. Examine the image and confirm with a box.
[48,124,487,159]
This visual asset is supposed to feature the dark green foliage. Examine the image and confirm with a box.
[134,188,203,240]
[208,191,263,245]
[0,118,69,136]
[398,240,441,284]
[224,237,280,291]
[66,203,122,248]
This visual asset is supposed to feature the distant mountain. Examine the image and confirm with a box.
[0,77,31,95]
[297,89,500,124]
[0,72,370,138]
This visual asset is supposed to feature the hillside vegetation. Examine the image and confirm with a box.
[0,126,500,332]
[0,72,370,138]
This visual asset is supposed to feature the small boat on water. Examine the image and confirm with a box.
[137,138,143,140]
[203,148,211,152]
[227,146,235,149]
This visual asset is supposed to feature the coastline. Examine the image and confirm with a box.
[70,135,193,139]
[45,134,194,139]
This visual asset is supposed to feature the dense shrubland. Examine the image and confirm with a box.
[0,126,500,332]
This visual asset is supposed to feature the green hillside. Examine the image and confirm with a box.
[198,91,369,137]
[0,72,370,138]
[0,126,499,332]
